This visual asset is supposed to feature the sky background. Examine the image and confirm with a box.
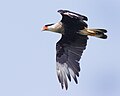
[0,0,120,96]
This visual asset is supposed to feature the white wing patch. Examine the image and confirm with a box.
[63,12,79,18]
[56,62,78,90]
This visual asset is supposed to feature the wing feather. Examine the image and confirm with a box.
[58,10,88,21]
[56,34,88,89]
[58,9,88,30]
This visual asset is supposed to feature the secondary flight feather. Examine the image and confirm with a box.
[42,9,107,90]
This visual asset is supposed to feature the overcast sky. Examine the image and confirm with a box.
[0,0,120,96]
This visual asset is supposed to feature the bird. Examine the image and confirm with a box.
[42,9,107,90]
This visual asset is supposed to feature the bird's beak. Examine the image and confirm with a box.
[41,26,48,31]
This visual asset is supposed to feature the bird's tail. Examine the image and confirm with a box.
[81,28,107,39]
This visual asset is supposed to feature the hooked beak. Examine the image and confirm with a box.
[41,26,48,31]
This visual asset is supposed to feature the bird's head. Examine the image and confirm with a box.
[41,23,55,31]
[41,22,63,33]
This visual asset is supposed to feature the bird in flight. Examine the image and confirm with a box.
[42,9,107,90]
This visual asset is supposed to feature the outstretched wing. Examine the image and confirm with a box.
[58,9,88,30]
[56,34,88,90]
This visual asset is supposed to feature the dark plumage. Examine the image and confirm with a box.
[56,34,88,89]
[56,10,88,90]
[42,9,107,90]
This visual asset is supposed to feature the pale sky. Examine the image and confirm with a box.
[0,0,120,96]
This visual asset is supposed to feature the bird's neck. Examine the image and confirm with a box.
[48,22,64,34]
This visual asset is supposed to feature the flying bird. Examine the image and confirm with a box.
[42,9,107,90]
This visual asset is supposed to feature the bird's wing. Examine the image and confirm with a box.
[56,34,88,90]
[58,10,88,21]
[58,9,88,29]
